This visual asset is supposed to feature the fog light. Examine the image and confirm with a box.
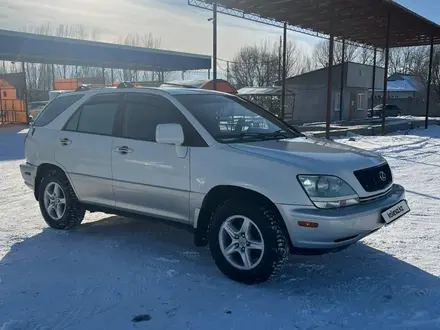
[298,221,319,228]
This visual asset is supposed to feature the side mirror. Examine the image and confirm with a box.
[156,124,184,146]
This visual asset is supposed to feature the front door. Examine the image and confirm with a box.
[111,92,191,223]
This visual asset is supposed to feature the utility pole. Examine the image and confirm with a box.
[212,2,217,90]
[226,61,230,82]
[278,36,282,82]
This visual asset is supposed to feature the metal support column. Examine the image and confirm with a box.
[266,60,270,87]
[102,67,105,86]
[281,22,287,120]
[111,68,114,85]
[22,62,29,124]
[371,48,377,111]
[339,39,345,121]
[51,64,56,90]
[426,35,435,129]
[326,34,335,139]
[278,36,282,82]
[212,2,217,90]
[381,11,391,135]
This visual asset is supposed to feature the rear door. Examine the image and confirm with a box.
[54,93,124,206]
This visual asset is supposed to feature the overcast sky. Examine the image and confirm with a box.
[0,0,439,61]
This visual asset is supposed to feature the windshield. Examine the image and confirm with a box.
[373,104,384,110]
[175,94,302,143]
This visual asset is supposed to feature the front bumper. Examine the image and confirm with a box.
[19,162,37,190]
[277,184,406,253]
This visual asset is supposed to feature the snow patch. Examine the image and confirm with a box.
[1,125,440,329]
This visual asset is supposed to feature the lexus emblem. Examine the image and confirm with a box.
[379,171,387,182]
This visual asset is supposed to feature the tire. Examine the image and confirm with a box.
[209,200,289,284]
[38,169,85,230]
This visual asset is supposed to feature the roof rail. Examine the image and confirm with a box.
[117,82,136,89]
[161,82,197,89]
[75,84,91,92]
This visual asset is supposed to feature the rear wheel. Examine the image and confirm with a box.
[38,170,85,230]
[209,200,289,284]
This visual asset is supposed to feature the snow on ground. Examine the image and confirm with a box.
[1,125,440,329]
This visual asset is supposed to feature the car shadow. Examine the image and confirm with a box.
[1,215,440,329]
[0,125,27,161]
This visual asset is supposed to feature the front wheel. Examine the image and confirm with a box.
[38,170,85,230]
[209,200,289,284]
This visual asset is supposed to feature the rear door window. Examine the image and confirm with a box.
[77,102,120,136]
[33,94,84,126]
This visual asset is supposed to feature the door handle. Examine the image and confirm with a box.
[113,146,133,155]
[59,138,71,146]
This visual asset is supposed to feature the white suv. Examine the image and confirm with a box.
[20,86,410,284]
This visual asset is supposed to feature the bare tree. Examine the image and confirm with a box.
[116,33,169,82]
[408,46,440,108]
[230,45,262,88]
[230,39,310,88]
[312,39,359,68]
[17,24,103,91]
[358,47,375,65]
[388,47,425,75]
[2,23,165,91]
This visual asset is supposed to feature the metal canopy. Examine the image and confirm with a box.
[0,29,211,71]
[198,0,440,48]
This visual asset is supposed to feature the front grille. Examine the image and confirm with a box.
[359,186,393,204]
[354,163,392,192]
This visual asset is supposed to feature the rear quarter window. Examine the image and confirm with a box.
[33,94,84,127]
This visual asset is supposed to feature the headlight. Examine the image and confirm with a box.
[297,175,359,209]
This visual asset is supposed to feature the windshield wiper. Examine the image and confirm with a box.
[218,130,292,142]
[264,130,291,139]
[217,132,267,142]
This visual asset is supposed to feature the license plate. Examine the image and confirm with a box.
[381,200,410,224]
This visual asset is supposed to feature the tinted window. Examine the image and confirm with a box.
[88,93,124,104]
[33,94,84,126]
[175,94,301,143]
[29,102,47,110]
[77,102,119,135]
[64,109,82,131]
[122,94,206,146]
